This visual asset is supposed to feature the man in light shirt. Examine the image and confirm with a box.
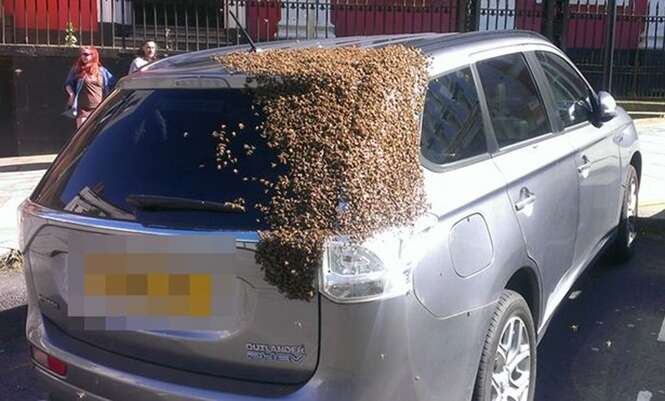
[129,40,158,74]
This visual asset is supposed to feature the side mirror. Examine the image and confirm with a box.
[597,91,617,121]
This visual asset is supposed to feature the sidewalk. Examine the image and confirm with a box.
[0,154,56,254]
[633,118,665,219]
[0,154,56,312]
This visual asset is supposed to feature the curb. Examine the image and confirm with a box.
[639,203,665,220]
[0,247,12,259]
[637,217,665,237]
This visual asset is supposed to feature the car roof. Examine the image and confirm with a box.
[122,30,552,85]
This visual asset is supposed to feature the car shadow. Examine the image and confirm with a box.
[0,163,52,173]
[0,304,27,342]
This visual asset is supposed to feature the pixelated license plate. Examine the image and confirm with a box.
[66,234,236,329]
[81,258,214,317]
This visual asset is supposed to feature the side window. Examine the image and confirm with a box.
[536,51,593,128]
[476,53,552,148]
[420,67,487,165]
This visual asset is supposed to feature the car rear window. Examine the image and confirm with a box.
[32,88,283,231]
[420,67,487,165]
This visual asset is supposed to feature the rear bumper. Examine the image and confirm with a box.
[28,294,495,401]
[36,367,110,401]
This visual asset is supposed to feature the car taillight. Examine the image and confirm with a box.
[32,346,67,377]
[319,215,437,303]
[319,233,426,303]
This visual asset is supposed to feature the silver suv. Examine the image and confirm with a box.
[20,31,641,401]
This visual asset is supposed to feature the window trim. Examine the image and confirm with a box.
[420,152,492,174]
[473,51,556,155]
[488,131,559,158]
[418,65,493,173]
[471,63,500,154]
[527,49,599,135]
[524,51,565,135]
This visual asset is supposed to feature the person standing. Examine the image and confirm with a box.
[64,46,115,128]
[129,40,158,74]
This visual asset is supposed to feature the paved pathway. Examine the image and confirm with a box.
[0,155,55,314]
[634,119,665,218]
[0,154,55,253]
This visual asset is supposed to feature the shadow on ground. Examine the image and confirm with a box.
[536,236,665,401]
[0,305,47,401]
[0,163,52,173]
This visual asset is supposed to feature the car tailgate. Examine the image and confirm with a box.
[23,215,318,384]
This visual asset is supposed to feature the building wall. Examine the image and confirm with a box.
[0,47,133,157]
[0,57,16,157]
[4,0,99,31]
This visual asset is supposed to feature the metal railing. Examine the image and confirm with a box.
[1,0,665,98]
[0,0,462,50]
[0,0,229,51]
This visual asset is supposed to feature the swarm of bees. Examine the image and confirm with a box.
[223,197,246,213]
[214,46,429,300]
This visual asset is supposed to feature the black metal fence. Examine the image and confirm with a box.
[1,0,665,98]
[561,0,665,98]
[0,1,228,51]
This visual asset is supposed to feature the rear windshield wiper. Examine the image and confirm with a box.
[126,194,246,213]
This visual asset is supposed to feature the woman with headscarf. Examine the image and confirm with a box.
[64,46,115,128]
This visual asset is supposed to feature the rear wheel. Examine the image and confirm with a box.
[611,165,639,262]
[473,290,537,401]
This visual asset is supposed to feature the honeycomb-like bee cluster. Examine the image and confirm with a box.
[214,46,429,300]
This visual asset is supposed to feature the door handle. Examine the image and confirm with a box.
[577,155,592,174]
[515,187,536,211]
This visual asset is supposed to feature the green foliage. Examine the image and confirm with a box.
[64,21,78,47]
[0,249,23,271]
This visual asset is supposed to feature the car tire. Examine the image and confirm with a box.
[611,165,639,263]
[473,290,537,401]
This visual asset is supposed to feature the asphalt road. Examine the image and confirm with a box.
[0,271,26,312]
[0,305,44,401]
[0,235,663,401]
[535,234,665,401]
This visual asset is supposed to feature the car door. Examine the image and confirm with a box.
[475,52,580,307]
[415,65,530,319]
[532,50,623,269]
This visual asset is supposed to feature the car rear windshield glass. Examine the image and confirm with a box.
[32,88,283,231]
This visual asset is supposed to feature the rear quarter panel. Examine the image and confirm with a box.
[413,159,538,320]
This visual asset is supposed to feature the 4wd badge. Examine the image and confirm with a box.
[246,343,306,364]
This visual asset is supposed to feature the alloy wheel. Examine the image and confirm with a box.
[490,316,531,401]
[626,175,638,247]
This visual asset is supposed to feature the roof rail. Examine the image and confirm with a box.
[428,30,549,49]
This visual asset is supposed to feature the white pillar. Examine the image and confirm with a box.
[642,0,664,48]
[478,0,516,31]
[224,0,248,29]
[98,0,133,25]
[277,0,335,39]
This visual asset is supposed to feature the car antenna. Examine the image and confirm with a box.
[223,8,257,53]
